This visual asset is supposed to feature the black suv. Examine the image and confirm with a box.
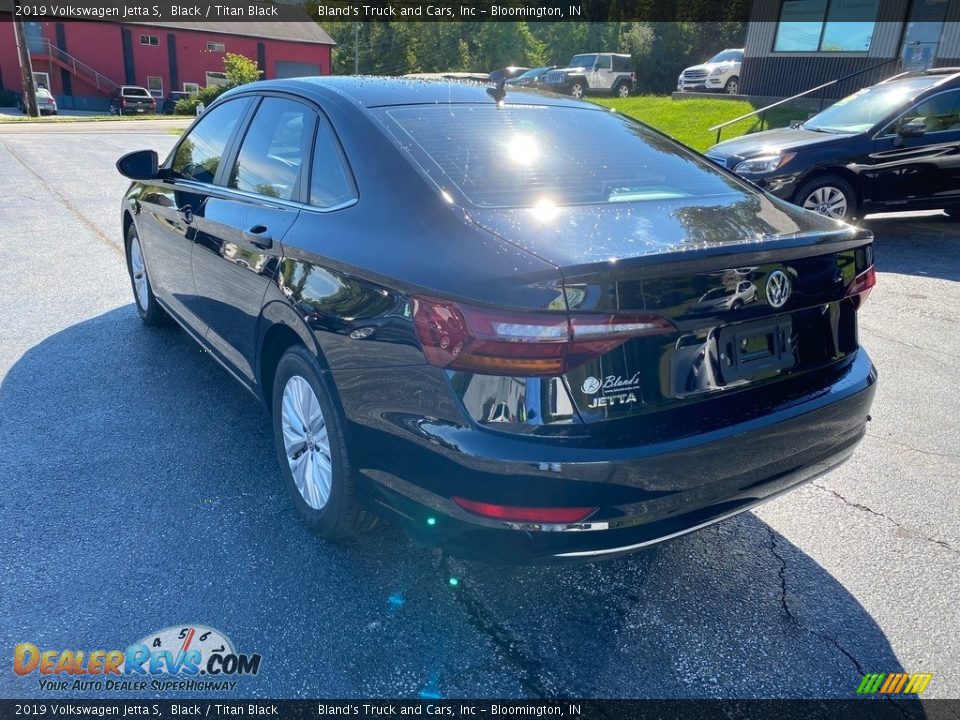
[707,69,960,220]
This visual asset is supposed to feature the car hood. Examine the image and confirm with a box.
[463,191,859,271]
[552,65,589,75]
[708,127,852,161]
[684,61,739,73]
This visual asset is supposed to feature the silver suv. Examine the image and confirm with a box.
[541,53,635,98]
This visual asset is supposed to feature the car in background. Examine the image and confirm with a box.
[115,76,876,563]
[706,68,960,220]
[489,66,529,84]
[109,86,156,115]
[541,53,635,98]
[18,87,58,115]
[161,91,191,115]
[678,49,743,95]
[506,66,558,88]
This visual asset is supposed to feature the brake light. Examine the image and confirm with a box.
[411,296,675,376]
[452,497,597,524]
[845,265,876,309]
[120,98,127,107]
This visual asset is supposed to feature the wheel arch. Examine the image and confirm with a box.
[256,301,328,416]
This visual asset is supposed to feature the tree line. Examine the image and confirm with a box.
[302,17,747,95]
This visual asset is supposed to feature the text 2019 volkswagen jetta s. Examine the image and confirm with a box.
[116,77,877,563]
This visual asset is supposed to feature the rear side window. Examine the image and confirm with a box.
[613,56,632,72]
[376,105,745,208]
[228,97,311,200]
[309,120,355,208]
[171,97,251,184]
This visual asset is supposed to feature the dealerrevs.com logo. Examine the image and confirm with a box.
[13,625,261,692]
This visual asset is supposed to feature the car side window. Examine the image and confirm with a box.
[880,90,960,136]
[309,118,356,209]
[171,98,251,183]
[227,97,311,201]
[595,55,612,70]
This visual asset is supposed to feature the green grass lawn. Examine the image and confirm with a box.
[0,111,191,123]
[592,95,807,153]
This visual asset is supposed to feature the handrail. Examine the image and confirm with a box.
[30,39,119,94]
[708,58,898,145]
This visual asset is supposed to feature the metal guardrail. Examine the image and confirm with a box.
[31,39,119,95]
[708,59,899,145]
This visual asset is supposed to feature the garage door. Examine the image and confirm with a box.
[275,61,322,79]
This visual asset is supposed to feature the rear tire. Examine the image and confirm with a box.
[794,175,859,222]
[614,81,631,98]
[271,345,374,539]
[125,224,169,326]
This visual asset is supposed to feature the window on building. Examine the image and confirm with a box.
[146,76,163,98]
[171,98,253,184]
[773,0,880,52]
[207,41,226,52]
[183,82,200,93]
[140,34,159,46]
[227,98,311,201]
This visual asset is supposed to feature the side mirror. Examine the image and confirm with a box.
[899,120,927,139]
[116,149,159,180]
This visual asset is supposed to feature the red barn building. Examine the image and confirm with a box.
[0,14,335,111]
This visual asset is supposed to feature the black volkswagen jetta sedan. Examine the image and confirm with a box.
[707,68,960,221]
[117,77,877,563]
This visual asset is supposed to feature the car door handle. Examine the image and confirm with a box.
[177,205,193,223]
[244,224,273,249]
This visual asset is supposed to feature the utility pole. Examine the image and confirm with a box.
[354,22,359,75]
[12,11,39,117]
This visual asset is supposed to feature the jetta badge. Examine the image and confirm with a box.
[766,270,792,309]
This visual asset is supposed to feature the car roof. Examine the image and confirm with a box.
[227,75,602,110]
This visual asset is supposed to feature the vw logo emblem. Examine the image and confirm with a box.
[766,270,792,309]
[581,377,602,395]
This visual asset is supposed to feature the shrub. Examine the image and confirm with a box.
[174,84,226,115]
[0,89,17,107]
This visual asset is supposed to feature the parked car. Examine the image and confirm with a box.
[161,91,191,114]
[541,53,635,98]
[109,86,156,115]
[692,280,758,314]
[706,68,960,220]
[115,77,876,563]
[506,66,558,88]
[489,66,530,84]
[678,49,743,94]
[18,87,58,115]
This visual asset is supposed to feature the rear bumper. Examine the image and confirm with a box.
[353,350,877,564]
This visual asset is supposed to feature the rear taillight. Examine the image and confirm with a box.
[411,295,675,376]
[452,497,597,524]
[120,98,127,107]
[845,265,876,309]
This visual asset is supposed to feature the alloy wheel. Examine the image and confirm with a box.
[617,83,630,98]
[129,235,150,309]
[802,186,849,219]
[571,83,584,99]
[281,375,332,511]
[726,80,739,94]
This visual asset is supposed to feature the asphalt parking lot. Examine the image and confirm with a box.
[0,122,957,701]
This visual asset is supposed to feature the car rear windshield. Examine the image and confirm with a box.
[803,76,942,133]
[123,88,151,97]
[375,104,746,208]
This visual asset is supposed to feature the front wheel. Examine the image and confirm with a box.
[795,175,858,221]
[125,224,168,326]
[724,76,739,95]
[272,346,374,539]
[569,81,585,99]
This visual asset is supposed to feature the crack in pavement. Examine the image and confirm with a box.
[868,434,960,461]
[436,553,572,700]
[767,528,865,675]
[811,482,959,555]
[0,138,123,257]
